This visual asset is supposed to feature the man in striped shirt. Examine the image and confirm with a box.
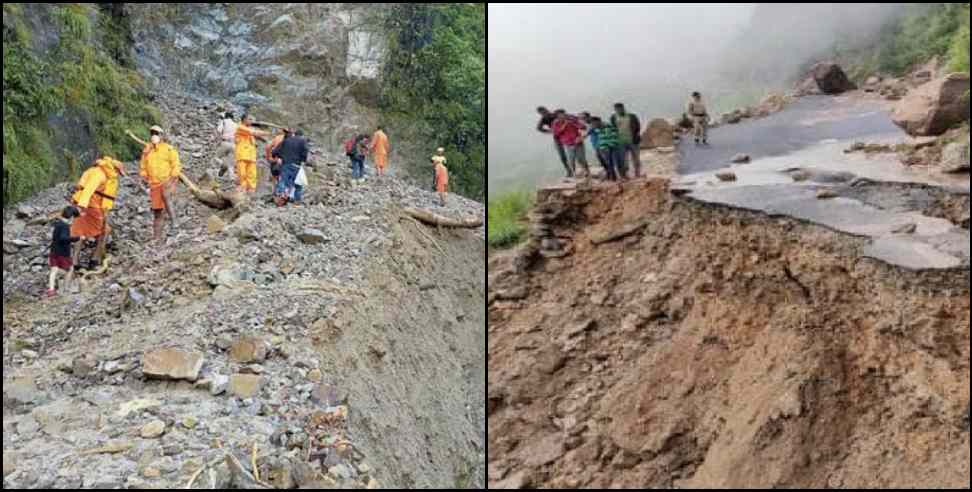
[590,117,622,182]
[580,112,607,170]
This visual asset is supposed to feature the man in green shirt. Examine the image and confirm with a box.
[610,103,643,179]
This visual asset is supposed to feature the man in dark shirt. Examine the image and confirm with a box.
[272,129,310,206]
[537,106,570,177]
[47,206,81,296]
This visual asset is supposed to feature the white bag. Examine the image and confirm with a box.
[295,166,308,187]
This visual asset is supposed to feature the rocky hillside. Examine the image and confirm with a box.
[125,3,384,152]
[4,3,486,206]
[3,86,486,488]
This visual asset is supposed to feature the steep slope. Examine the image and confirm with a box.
[3,89,486,489]
[488,180,969,488]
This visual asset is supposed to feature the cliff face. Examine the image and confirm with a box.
[126,3,386,150]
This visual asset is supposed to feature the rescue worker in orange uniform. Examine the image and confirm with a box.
[68,156,126,278]
[433,147,449,207]
[140,125,182,243]
[235,114,272,193]
[369,126,390,177]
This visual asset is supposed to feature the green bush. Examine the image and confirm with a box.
[876,4,966,75]
[487,191,533,250]
[948,9,970,72]
[378,4,486,202]
[2,3,159,207]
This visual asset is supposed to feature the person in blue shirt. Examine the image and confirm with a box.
[580,112,607,170]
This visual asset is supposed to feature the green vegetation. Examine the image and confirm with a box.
[2,3,159,207]
[836,3,970,90]
[487,191,534,250]
[947,5,970,72]
[849,4,970,78]
[377,3,486,202]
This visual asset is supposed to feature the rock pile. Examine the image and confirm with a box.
[2,87,486,489]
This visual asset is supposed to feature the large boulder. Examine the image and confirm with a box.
[640,118,675,149]
[891,73,971,136]
[810,62,857,94]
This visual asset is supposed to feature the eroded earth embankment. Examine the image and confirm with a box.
[488,179,970,489]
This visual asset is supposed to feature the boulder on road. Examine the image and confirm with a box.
[640,119,675,149]
[891,73,970,136]
[810,62,857,94]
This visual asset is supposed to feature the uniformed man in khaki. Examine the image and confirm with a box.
[687,92,709,145]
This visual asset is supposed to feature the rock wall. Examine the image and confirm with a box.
[126,3,386,151]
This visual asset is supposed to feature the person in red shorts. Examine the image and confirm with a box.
[47,206,82,297]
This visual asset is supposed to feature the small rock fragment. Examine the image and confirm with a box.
[141,420,166,439]
[731,154,751,164]
[715,172,737,182]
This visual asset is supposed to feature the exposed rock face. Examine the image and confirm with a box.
[892,73,971,136]
[641,119,675,149]
[126,3,386,150]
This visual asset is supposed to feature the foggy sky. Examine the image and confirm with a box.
[487,3,909,194]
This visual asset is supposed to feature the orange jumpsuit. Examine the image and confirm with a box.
[235,125,260,192]
[71,158,123,238]
[140,142,182,211]
[434,161,449,193]
[370,130,390,172]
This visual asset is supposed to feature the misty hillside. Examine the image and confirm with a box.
[487,2,970,197]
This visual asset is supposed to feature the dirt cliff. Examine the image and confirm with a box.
[487,179,970,488]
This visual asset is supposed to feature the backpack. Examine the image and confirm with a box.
[344,138,356,156]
